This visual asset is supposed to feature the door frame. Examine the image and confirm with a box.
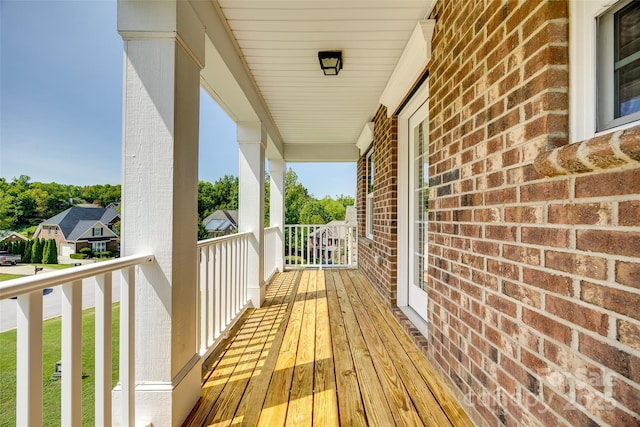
[397,80,430,337]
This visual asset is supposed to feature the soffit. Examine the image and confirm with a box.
[215,1,432,160]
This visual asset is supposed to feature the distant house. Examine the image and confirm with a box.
[307,207,357,263]
[0,231,29,244]
[33,207,120,256]
[202,210,238,237]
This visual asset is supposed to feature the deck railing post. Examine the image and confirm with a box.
[16,290,43,427]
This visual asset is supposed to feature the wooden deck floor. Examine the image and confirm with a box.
[183,269,474,427]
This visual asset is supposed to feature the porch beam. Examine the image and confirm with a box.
[238,121,266,307]
[284,143,360,162]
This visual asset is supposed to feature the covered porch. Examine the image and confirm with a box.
[184,269,473,427]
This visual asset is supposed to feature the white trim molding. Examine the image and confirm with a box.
[380,18,436,117]
[356,122,375,155]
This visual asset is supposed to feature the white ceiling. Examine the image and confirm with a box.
[211,0,432,160]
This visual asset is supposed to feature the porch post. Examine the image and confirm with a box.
[269,158,285,272]
[238,122,266,307]
[118,1,204,425]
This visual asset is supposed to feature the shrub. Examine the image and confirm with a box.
[31,238,44,264]
[94,251,112,259]
[79,247,92,255]
[70,253,88,260]
[22,240,33,263]
[44,239,58,264]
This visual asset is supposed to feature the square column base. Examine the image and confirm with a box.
[111,355,201,427]
[248,283,266,308]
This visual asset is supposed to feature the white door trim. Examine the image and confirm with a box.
[397,81,429,318]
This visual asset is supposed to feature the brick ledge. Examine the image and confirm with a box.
[534,125,640,177]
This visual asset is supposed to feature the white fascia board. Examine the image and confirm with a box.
[356,122,375,156]
[284,144,360,162]
[192,0,284,159]
[380,18,436,117]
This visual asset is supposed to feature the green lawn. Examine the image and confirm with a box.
[0,303,120,426]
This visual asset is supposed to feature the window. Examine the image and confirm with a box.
[366,149,374,239]
[597,0,640,131]
[92,242,106,253]
[93,226,103,236]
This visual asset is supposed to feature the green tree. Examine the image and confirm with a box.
[44,239,58,264]
[31,238,44,264]
[284,169,311,224]
[22,239,33,263]
[299,200,327,224]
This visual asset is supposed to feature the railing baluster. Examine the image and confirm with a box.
[16,290,43,426]
[62,280,82,427]
[95,273,112,426]
[120,266,135,427]
[198,247,207,354]
[214,243,221,338]
[207,245,215,347]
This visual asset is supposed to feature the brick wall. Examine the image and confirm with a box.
[425,1,640,426]
[357,105,399,305]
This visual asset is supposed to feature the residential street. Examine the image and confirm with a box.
[0,262,121,332]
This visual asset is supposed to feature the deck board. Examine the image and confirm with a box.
[183,269,474,427]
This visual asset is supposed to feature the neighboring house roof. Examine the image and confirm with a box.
[39,207,120,242]
[0,231,29,242]
[203,210,238,233]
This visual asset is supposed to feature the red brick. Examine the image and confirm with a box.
[522,226,569,247]
[618,319,640,352]
[484,187,517,205]
[545,251,608,280]
[486,292,517,317]
[520,180,569,202]
[616,261,640,290]
[579,333,640,383]
[548,203,612,225]
[504,205,543,223]
[577,230,640,257]
[613,377,640,415]
[581,281,640,321]
[487,259,519,281]
[523,308,572,344]
[503,280,541,307]
[575,168,640,198]
[522,267,572,295]
[546,295,608,336]
[620,200,640,226]
[472,240,500,256]
[503,244,541,265]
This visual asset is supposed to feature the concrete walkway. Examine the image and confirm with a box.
[0,261,121,332]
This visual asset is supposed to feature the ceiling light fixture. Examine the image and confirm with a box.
[318,51,343,76]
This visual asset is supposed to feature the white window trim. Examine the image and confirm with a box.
[365,149,374,240]
[570,0,640,143]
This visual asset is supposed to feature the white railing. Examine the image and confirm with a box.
[263,226,279,282]
[196,232,251,359]
[0,254,154,427]
[284,224,358,269]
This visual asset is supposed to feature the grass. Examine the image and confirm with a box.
[0,303,120,426]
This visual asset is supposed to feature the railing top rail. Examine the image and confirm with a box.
[264,225,279,232]
[196,231,252,248]
[0,253,155,300]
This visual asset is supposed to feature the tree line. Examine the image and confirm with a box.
[1,170,354,239]
[0,175,121,234]
[0,238,58,264]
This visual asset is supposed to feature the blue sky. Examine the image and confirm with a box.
[0,0,356,199]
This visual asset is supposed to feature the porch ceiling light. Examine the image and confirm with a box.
[318,51,343,76]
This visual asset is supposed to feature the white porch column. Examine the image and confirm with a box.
[238,122,266,307]
[269,158,285,272]
[117,1,204,425]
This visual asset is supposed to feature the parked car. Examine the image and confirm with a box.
[0,251,21,266]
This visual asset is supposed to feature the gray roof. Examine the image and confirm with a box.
[203,210,238,232]
[42,207,119,241]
